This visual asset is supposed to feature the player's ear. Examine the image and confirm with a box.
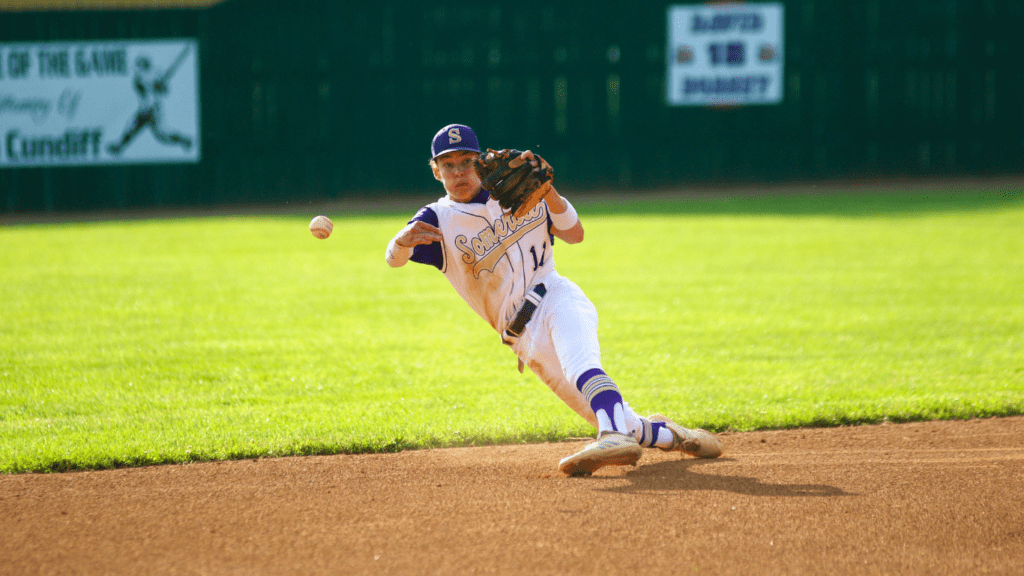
[430,160,443,181]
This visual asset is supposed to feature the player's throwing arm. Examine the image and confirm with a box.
[386,221,442,267]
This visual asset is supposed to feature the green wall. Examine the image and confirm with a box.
[2,0,1022,213]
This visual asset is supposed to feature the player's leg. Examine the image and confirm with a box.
[151,127,192,149]
[522,329,719,458]
[520,351,598,428]
[150,113,192,150]
[107,112,146,154]
[514,287,639,475]
[546,298,628,435]
[542,278,646,436]
[541,276,711,452]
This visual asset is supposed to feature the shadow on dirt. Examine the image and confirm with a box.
[597,458,854,497]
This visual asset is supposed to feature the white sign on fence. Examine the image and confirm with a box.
[666,3,784,106]
[0,38,200,167]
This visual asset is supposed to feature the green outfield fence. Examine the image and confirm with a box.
[2,0,1022,213]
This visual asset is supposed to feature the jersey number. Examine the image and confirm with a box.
[529,242,547,271]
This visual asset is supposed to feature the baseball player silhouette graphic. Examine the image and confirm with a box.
[107,50,192,156]
[386,124,723,476]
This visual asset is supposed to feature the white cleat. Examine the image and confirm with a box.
[649,414,723,458]
[558,431,642,477]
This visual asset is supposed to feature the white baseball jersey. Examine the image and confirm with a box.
[407,188,641,432]
[409,189,555,334]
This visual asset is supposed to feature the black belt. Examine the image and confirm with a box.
[504,283,547,339]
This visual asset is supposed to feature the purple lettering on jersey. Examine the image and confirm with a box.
[408,189,555,269]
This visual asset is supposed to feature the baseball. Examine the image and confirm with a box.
[309,215,333,239]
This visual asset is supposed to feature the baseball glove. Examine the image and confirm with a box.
[475,149,553,218]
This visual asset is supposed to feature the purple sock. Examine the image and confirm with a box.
[637,418,669,448]
[576,368,627,434]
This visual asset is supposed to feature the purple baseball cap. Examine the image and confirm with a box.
[431,124,480,159]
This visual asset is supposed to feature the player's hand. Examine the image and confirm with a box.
[510,150,558,205]
[512,150,551,174]
[395,221,442,248]
[510,152,556,200]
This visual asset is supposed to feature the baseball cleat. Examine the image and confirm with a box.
[649,414,723,458]
[558,431,642,477]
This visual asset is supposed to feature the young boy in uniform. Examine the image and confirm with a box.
[386,124,722,475]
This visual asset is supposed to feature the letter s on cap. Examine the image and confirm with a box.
[448,128,462,145]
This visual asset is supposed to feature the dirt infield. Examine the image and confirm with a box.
[2,417,1022,575]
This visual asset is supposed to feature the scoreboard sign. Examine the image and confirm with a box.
[666,3,785,106]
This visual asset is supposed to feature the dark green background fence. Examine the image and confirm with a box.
[2,0,1022,213]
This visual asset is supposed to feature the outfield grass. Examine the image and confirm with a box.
[1,187,1022,473]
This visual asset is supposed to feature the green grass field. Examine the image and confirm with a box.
[2,186,1022,473]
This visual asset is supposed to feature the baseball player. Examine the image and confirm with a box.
[107,54,192,156]
[386,124,722,475]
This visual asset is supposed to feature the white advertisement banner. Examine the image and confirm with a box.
[666,3,784,106]
[0,38,200,167]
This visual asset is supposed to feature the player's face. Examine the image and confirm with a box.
[432,151,481,203]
